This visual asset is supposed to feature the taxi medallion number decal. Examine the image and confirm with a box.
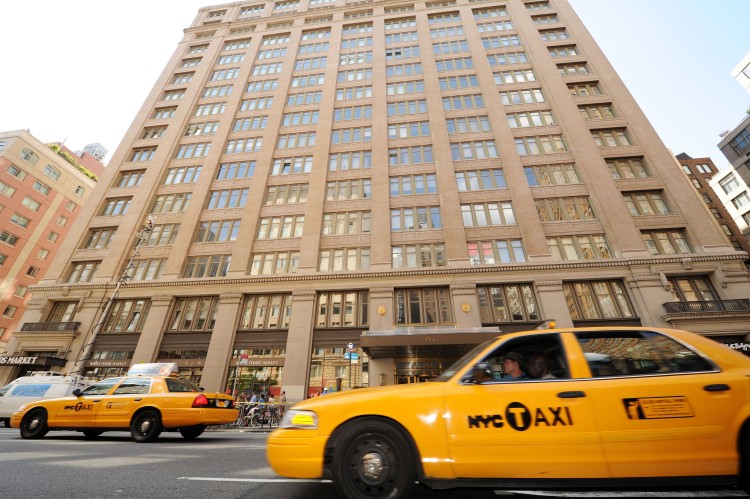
[623,396,694,420]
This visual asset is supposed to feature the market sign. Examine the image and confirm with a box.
[0,356,39,365]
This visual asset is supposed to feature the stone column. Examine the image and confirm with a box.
[281,290,316,402]
[200,293,243,392]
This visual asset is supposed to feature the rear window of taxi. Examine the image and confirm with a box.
[165,378,201,393]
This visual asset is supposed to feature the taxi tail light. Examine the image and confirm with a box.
[192,394,210,408]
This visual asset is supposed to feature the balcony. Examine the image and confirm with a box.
[20,322,81,332]
[662,299,750,314]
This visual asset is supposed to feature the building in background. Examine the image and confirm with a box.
[0,130,99,364]
[4,0,750,398]
[732,51,750,96]
[710,165,750,243]
[675,153,750,261]
[79,143,109,163]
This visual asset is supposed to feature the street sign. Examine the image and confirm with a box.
[346,342,355,352]
[344,352,359,360]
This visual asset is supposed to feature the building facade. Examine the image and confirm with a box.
[732,51,750,96]
[710,163,750,242]
[675,153,750,258]
[0,130,98,358]
[4,0,750,399]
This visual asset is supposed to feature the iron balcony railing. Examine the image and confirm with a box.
[663,299,750,314]
[20,322,81,332]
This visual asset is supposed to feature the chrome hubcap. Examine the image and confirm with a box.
[139,419,152,433]
[359,451,385,483]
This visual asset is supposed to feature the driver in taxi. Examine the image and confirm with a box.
[501,352,529,380]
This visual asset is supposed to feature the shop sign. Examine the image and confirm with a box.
[233,358,284,367]
[86,360,130,367]
[0,356,39,365]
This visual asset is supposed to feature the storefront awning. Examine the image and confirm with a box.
[360,327,502,360]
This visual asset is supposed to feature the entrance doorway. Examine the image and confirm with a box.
[396,375,431,384]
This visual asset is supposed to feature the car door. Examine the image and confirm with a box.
[574,329,745,478]
[51,378,122,427]
[444,332,609,479]
[96,377,152,428]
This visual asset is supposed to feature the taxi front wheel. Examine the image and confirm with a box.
[131,409,162,443]
[179,425,205,439]
[331,418,416,499]
[20,409,49,439]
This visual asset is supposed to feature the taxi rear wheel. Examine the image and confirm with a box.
[179,425,205,439]
[331,418,416,499]
[20,409,49,439]
[131,409,162,443]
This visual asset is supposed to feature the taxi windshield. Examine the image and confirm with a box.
[434,338,497,382]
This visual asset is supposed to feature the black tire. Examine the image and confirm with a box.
[20,409,49,439]
[130,409,162,443]
[2,419,10,428]
[331,418,416,499]
[739,423,750,493]
[82,430,104,439]
[179,425,205,439]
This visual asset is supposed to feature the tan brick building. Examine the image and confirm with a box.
[4,0,750,400]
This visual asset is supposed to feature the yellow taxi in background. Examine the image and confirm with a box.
[10,363,238,442]
[267,327,750,498]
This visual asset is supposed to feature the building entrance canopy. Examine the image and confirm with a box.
[360,327,501,360]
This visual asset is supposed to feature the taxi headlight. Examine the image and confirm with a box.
[279,409,318,429]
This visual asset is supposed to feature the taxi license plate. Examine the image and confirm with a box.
[216,400,229,408]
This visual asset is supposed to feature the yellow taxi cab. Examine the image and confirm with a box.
[267,326,750,498]
[10,363,238,442]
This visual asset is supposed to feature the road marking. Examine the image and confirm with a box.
[496,490,748,497]
[178,477,332,484]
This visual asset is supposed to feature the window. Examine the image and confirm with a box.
[272,155,313,175]
[172,72,194,84]
[185,121,220,136]
[524,163,580,186]
[286,91,321,106]
[21,196,42,212]
[623,191,671,216]
[302,28,331,40]
[233,116,268,130]
[130,148,156,162]
[207,188,249,209]
[26,265,40,277]
[330,150,372,170]
[0,253,6,266]
[536,196,595,222]
[257,216,304,239]
[450,140,499,160]
[477,284,539,323]
[151,193,192,214]
[2,305,18,318]
[10,213,30,228]
[540,29,568,41]
[384,63,420,77]
[384,18,415,30]
[388,146,433,166]
[729,128,750,156]
[481,35,520,49]
[43,165,61,180]
[282,111,320,125]
[547,235,612,261]
[165,166,201,185]
[163,89,185,100]
[387,80,425,95]
[168,297,220,331]
[102,299,151,333]
[668,275,718,302]
[250,251,300,275]
[143,125,168,139]
[507,110,555,128]
[718,173,740,194]
[392,243,446,268]
[494,69,536,84]
[277,132,316,149]
[117,170,145,188]
[266,183,310,206]
[296,56,328,70]
[101,197,131,216]
[1,179,17,198]
[175,142,211,159]
[461,202,515,226]
[252,62,283,75]
[322,211,371,235]
[20,149,39,165]
[563,280,634,320]
[195,102,226,116]
[33,180,51,195]
[559,63,589,75]
[499,89,545,105]
[386,31,417,43]
[7,164,27,179]
[579,104,615,120]
[606,157,650,179]
[395,287,452,325]
[83,228,116,249]
[128,259,166,280]
[195,220,241,242]
[336,85,372,100]
[731,192,750,209]
[183,255,231,278]
[225,137,262,154]
[468,240,526,264]
[390,173,437,199]
[202,84,233,98]
[247,79,278,92]
[487,52,527,66]
[153,107,176,119]
[67,261,100,283]
[218,53,246,64]
[436,56,475,71]
[579,330,713,377]
[477,20,513,32]
[57,215,68,227]
[642,230,691,255]
[549,45,579,58]
[181,58,201,67]
[455,169,505,191]
[145,224,180,246]
[47,231,59,242]
[332,126,372,144]
[591,129,632,147]
[238,293,293,330]
[387,99,427,116]
[326,179,371,200]
[515,135,567,155]
[391,206,443,232]
[446,116,491,133]
[315,291,369,327]
[292,73,325,87]
[318,249,370,272]
[333,106,371,121]
[37,248,50,260]
[14,285,28,298]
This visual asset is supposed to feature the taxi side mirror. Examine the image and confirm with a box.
[72,389,83,397]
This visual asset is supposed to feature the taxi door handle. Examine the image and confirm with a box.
[133,398,143,402]
[557,391,585,398]
[704,384,730,392]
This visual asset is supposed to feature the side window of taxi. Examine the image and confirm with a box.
[82,378,123,395]
[165,378,200,393]
[113,378,151,395]
[480,333,569,381]
[576,330,715,377]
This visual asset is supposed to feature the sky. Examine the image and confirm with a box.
[1,0,749,167]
